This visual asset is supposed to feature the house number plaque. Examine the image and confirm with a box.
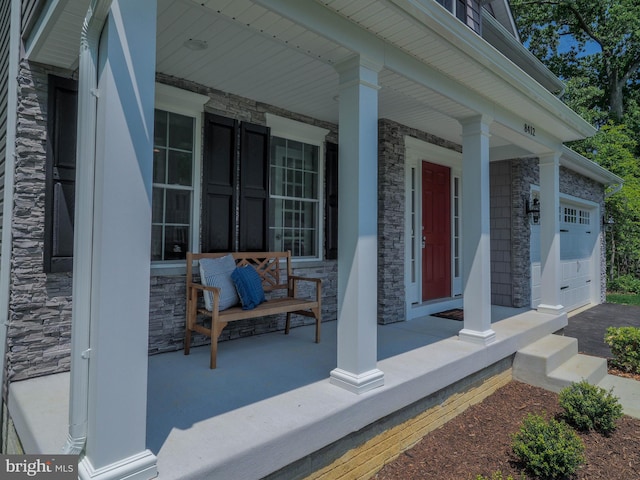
[524,123,536,136]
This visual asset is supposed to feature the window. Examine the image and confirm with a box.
[564,206,578,224]
[435,0,482,32]
[269,138,319,257]
[152,83,208,265]
[152,111,195,261]
[200,113,331,260]
[579,210,590,225]
[266,115,329,260]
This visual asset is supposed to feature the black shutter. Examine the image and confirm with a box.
[325,142,338,260]
[202,113,238,252]
[239,122,270,252]
[44,75,78,273]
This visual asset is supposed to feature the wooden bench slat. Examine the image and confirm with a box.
[185,251,322,368]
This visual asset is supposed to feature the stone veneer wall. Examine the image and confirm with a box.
[377,119,461,324]
[7,61,75,382]
[6,66,341,382]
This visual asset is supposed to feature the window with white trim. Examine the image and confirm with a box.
[151,84,207,264]
[266,114,328,260]
[269,138,319,257]
[152,110,195,261]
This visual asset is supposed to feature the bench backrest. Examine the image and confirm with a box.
[187,251,293,292]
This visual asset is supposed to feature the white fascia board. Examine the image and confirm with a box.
[482,11,564,95]
[560,146,624,186]
[387,0,595,138]
[485,0,520,41]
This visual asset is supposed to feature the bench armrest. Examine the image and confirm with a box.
[288,275,322,301]
[188,283,222,313]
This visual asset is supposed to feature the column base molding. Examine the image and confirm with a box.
[537,304,566,315]
[79,449,157,480]
[330,368,384,394]
[459,328,496,346]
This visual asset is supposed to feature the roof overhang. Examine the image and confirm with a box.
[25,0,596,155]
[561,147,624,187]
[481,10,565,95]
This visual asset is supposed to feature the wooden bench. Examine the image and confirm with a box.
[185,251,322,368]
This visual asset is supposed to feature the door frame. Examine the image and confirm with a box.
[405,137,462,319]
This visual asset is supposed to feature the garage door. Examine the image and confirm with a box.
[531,202,597,312]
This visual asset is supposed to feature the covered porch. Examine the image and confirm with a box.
[17,0,596,478]
[10,307,566,479]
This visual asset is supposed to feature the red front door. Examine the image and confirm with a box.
[422,162,451,301]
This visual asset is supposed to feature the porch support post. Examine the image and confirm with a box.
[459,115,496,345]
[537,151,565,314]
[78,1,157,479]
[330,55,384,394]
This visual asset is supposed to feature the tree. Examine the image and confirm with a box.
[511,0,640,122]
[511,1,640,282]
[574,123,640,278]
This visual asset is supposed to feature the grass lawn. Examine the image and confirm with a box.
[607,292,640,306]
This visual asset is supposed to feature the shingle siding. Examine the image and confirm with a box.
[20,0,43,37]
[490,161,512,306]
[0,0,11,265]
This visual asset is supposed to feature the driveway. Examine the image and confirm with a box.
[565,303,640,358]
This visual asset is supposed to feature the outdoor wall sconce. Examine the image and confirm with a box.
[525,196,540,225]
[603,214,615,232]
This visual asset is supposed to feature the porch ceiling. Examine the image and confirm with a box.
[27,0,593,154]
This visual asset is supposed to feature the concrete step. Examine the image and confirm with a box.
[513,334,608,393]
[546,354,608,392]
[513,334,577,382]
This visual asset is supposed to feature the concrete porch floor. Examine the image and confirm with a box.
[9,306,569,479]
[147,306,566,479]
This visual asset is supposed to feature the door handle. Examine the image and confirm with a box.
[421,236,426,248]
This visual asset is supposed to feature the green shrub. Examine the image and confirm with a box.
[605,326,640,374]
[511,413,585,479]
[607,274,640,294]
[559,380,623,434]
[474,471,524,480]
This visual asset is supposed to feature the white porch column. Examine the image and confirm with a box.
[329,56,384,394]
[537,151,565,314]
[78,1,157,479]
[459,115,496,345]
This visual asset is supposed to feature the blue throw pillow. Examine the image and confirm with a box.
[231,265,266,310]
[199,255,240,311]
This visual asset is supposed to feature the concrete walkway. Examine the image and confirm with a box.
[565,303,640,418]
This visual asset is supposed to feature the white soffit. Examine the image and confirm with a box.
[28,0,595,153]
[25,0,90,69]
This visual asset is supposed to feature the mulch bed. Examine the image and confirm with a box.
[374,381,640,480]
